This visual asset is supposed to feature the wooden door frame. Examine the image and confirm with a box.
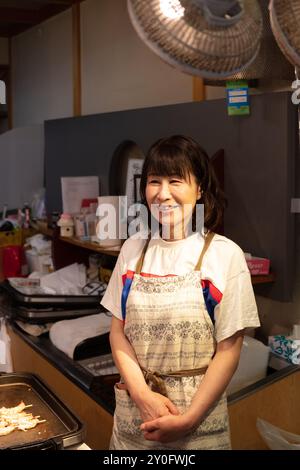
[72,2,81,116]
[193,77,206,101]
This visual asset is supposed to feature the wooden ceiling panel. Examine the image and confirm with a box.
[0,25,30,37]
[0,8,39,24]
[0,1,74,7]
[0,0,83,37]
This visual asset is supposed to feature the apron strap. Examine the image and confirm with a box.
[135,235,151,274]
[136,231,215,274]
[194,231,215,271]
[141,366,208,398]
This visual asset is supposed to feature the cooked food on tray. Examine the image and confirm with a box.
[0,401,46,436]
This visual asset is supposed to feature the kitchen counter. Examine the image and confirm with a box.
[7,321,115,449]
[9,321,299,408]
[8,321,116,415]
[6,320,300,450]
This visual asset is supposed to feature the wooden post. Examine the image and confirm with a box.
[72,2,81,116]
[7,38,13,129]
[193,76,206,101]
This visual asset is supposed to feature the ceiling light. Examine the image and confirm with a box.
[160,0,185,20]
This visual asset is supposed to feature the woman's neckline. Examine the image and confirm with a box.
[150,230,203,247]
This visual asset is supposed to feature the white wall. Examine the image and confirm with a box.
[205,86,226,100]
[10,0,192,126]
[0,125,44,210]
[11,10,73,128]
[81,0,193,115]
[0,38,8,64]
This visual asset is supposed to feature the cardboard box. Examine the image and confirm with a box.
[246,256,270,275]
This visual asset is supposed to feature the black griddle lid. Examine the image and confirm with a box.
[0,372,85,450]
[1,280,100,307]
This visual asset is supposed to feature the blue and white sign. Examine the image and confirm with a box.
[226,80,250,116]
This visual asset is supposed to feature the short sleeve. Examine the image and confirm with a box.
[214,270,260,343]
[100,251,124,321]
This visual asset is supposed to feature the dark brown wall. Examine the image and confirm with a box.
[45,92,298,301]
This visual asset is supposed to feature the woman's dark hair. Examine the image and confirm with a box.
[139,135,227,233]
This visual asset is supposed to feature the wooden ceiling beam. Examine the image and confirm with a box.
[0,25,30,37]
[23,0,73,4]
[0,0,86,38]
[0,8,39,24]
[33,0,79,4]
[37,4,71,22]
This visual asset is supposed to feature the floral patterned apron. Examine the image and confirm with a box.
[110,233,231,450]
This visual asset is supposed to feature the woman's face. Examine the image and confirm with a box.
[145,172,201,240]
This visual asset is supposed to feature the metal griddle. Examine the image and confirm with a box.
[0,280,105,323]
[1,280,101,307]
[0,373,84,450]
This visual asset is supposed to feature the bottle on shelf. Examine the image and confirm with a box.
[87,253,103,281]
[23,203,31,229]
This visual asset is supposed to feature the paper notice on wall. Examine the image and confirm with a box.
[61,176,100,214]
[125,158,144,208]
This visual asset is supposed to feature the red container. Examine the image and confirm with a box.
[3,245,22,278]
[0,247,3,282]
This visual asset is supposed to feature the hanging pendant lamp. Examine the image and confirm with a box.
[127,0,263,79]
[269,0,300,69]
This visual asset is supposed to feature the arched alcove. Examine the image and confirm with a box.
[109,140,144,199]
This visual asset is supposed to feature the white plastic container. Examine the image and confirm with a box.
[25,250,53,274]
[227,336,270,395]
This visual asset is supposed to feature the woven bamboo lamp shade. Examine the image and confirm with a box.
[205,0,295,84]
[269,0,300,69]
[269,0,300,73]
[127,0,263,79]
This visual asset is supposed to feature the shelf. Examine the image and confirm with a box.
[31,221,276,278]
[31,220,120,257]
[251,272,275,285]
[59,236,120,257]
[30,220,54,238]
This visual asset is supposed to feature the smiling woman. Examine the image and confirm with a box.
[101,135,260,450]
[145,173,201,241]
[139,135,226,236]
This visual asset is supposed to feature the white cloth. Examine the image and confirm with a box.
[101,232,260,342]
[0,318,13,373]
[40,263,86,295]
[16,320,52,337]
[49,313,112,358]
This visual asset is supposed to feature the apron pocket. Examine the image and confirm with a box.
[114,384,143,437]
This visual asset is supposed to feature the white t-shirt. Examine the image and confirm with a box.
[101,232,260,343]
